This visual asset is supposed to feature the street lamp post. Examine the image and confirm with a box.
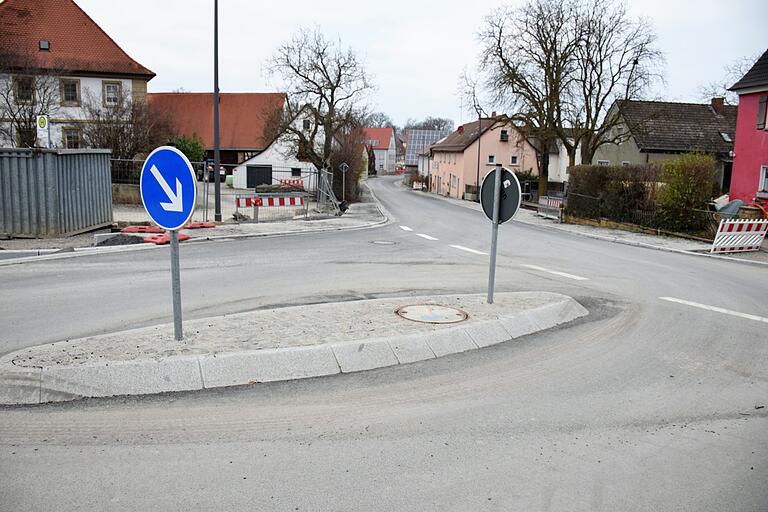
[213,0,222,222]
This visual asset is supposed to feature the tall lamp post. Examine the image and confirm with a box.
[213,0,222,222]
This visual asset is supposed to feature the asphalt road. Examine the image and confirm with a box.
[1,176,766,511]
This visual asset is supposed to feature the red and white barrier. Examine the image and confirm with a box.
[711,219,768,253]
[235,195,305,208]
[280,179,304,187]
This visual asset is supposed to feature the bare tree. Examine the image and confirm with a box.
[563,0,662,165]
[0,52,62,147]
[79,90,173,159]
[478,0,580,196]
[365,111,395,128]
[405,116,455,131]
[699,53,760,106]
[265,28,373,171]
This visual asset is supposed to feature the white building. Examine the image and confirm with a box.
[362,127,396,173]
[0,0,155,149]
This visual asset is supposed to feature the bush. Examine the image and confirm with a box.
[655,153,718,232]
[566,164,657,221]
[171,133,206,163]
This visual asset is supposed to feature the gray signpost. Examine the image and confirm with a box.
[140,146,197,341]
[339,162,350,201]
[480,164,521,304]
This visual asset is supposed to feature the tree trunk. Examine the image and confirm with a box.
[539,151,549,198]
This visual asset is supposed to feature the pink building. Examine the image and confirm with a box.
[729,49,768,203]
[428,119,539,200]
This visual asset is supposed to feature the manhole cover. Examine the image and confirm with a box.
[370,240,397,245]
[395,304,469,324]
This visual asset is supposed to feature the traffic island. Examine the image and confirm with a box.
[0,292,588,405]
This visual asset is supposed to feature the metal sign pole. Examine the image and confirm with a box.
[342,172,346,201]
[170,230,183,341]
[487,164,502,304]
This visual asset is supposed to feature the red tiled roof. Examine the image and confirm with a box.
[0,0,154,78]
[362,127,394,150]
[148,92,286,150]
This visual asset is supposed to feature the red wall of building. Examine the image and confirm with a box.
[730,92,768,202]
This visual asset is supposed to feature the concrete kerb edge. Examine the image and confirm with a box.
[0,195,391,267]
[0,295,588,406]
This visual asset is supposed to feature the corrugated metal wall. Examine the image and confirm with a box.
[0,149,113,236]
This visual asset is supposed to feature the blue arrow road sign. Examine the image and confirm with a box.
[140,146,197,230]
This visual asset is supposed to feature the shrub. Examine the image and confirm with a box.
[171,133,206,163]
[655,153,718,232]
[566,164,657,220]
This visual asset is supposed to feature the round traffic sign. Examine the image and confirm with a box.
[140,146,197,230]
[480,166,521,224]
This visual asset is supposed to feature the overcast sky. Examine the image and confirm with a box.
[78,0,766,127]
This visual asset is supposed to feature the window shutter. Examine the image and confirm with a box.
[758,96,768,130]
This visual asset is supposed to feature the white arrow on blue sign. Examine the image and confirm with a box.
[140,146,197,230]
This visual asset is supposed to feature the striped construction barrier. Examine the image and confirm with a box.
[538,196,563,221]
[235,195,305,208]
[280,179,304,187]
[711,219,768,253]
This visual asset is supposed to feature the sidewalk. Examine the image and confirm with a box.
[413,188,768,265]
[0,292,587,405]
[0,184,389,262]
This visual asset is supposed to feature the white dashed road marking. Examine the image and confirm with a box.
[399,225,413,231]
[659,297,768,324]
[450,245,488,255]
[521,264,589,281]
[416,234,439,241]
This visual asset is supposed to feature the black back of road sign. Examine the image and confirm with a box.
[480,167,521,224]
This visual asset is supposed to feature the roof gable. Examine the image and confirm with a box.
[619,100,737,154]
[362,127,394,150]
[0,0,154,78]
[148,93,286,150]
[729,48,768,92]
[431,119,497,152]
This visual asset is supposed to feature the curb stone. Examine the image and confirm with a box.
[0,295,588,406]
[0,182,390,267]
[409,187,768,268]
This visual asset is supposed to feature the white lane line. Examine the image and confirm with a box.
[399,225,413,231]
[521,264,589,281]
[659,297,768,324]
[450,245,488,255]
[416,233,439,241]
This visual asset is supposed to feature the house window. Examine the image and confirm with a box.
[760,166,768,193]
[487,154,495,164]
[597,160,610,166]
[60,79,80,106]
[500,129,509,141]
[291,168,301,177]
[510,155,518,165]
[102,81,121,106]
[621,161,631,167]
[63,128,81,149]
[303,119,311,130]
[616,126,624,140]
[14,76,33,104]
[758,96,768,130]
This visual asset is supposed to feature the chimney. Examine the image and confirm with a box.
[458,125,464,134]
[711,97,725,115]
[491,111,497,118]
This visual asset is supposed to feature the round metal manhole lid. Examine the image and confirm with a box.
[395,304,469,324]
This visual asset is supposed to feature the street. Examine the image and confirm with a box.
[1,176,767,511]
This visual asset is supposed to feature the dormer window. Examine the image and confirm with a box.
[39,40,50,51]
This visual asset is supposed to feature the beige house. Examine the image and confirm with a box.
[428,119,539,199]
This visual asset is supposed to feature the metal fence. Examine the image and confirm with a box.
[1,148,113,236]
